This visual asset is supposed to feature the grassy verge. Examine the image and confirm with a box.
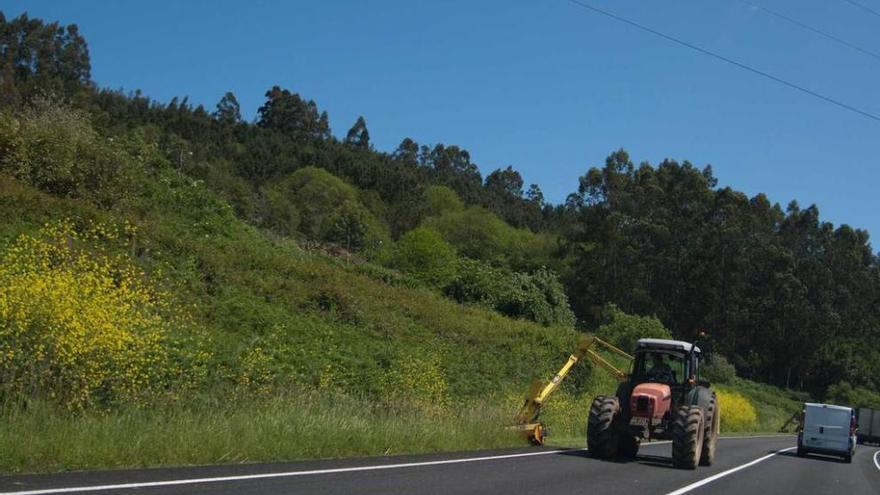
[0,375,803,473]
[1,392,522,474]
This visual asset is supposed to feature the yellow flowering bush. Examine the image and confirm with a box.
[0,220,193,408]
[717,389,758,432]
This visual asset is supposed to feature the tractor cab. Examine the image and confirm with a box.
[631,338,701,387]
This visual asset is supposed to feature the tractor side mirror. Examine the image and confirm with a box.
[698,379,711,388]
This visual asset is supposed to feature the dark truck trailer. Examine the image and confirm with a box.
[856,407,880,445]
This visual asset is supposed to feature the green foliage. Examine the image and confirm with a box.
[213,92,241,124]
[444,259,574,327]
[826,381,880,409]
[497,269,575,327]
[344,116,370,150]
[0,98,132,206]
[443,259,504,307]
[423,206,554,270]
[262,184,300,236]
[263,167,389,256]
[563,150,880,397]
[0,13,91,104]
[702,354,737,384]
[392,227,458,287]
[424,185,464,216]
[256,86,329,141]
[594,304,671,351]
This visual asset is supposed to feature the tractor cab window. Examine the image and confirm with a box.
[633,351,687,384]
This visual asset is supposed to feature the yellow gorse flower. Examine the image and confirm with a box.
[0,219,202,409]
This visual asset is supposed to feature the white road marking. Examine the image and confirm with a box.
[0,435,794,495]
[0,449,586,495]
[873,449,880,471]
[663,447,797,495]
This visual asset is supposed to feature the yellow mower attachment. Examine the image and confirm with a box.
[514,335,633,445]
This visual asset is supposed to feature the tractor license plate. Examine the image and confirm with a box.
[630,417,650,427]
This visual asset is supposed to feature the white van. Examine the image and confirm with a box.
[797,402,856,463]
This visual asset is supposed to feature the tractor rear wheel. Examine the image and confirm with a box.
[672,406,705,469]
[699,393,719,466]
[587,395,620,459]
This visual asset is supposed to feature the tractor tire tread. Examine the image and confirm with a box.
[700,393,718,466]
[587,395,620,459]
[672,405,704,469]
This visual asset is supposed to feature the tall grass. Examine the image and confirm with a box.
[1,392,521,474]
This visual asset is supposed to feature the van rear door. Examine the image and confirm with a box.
[803,404,851,453]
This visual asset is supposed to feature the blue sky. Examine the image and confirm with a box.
[7,0,880,244]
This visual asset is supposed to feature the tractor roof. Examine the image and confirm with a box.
[636,338,701,354]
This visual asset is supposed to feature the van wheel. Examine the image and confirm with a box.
[844,454,852,463]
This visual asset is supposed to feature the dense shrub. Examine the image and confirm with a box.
[443,259,504,307]
[263,167,389,256]
[0,97,131,206]
[0,220,207,409]
[424,185,463,216]
[444,259,574,327]
[594,304,671,351]
[392,227,459,287]
[422,205,556,272]
[424,207,508,263]
[702,353,737,384]
[497,269,575,327]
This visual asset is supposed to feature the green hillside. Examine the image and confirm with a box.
[0,143,589,471]
[0,156,794,471]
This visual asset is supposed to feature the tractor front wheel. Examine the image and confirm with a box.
[672,406,705,469]
[587,395,620,459]
[618,434,640,458]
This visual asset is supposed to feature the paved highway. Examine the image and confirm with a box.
[2,435,878,494]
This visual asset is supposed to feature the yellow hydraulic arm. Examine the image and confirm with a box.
[514,335,633,445]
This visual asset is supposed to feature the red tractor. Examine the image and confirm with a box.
[515,337,720,470]
[588,338,720,469]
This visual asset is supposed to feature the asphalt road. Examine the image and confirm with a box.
[2,435,878,495]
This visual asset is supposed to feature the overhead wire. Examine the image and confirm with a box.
[565,0,880,122]
[841,0,880,19]
[740,0,880,62]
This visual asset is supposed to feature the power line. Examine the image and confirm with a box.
[841,0,880,19]
[741,0,880,62]
[565,0,880,122]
